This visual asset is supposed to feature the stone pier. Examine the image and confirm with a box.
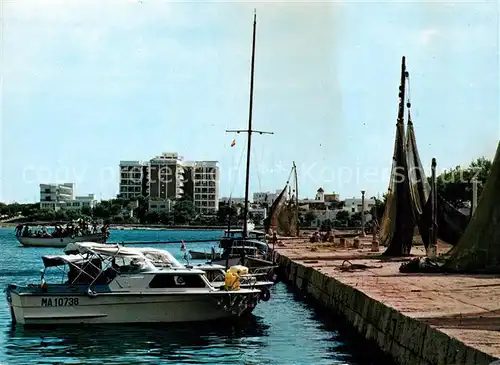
[275,237,500,365]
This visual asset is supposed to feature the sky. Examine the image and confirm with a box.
[0,0,499,203]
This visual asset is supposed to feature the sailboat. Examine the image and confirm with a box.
[204,11,277,275]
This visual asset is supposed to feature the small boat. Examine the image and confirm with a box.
[16,233,108,248]
[5,242,261,326]
[14,221,109,248]
[128,246,274,307]
[188,248,222,260]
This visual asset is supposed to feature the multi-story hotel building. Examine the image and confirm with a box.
[118,152,220,214]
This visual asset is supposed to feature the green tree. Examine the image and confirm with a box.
[335,210,349,227]
[217,203,238,225]
[81,206,93,217]
[433,157,492,209]
[145,211,160,224]
[173,197,196,224]
[112,215,125,224]
[320,219,333,232]
[93,202,111,219]
[130,196,148,224]
[33,209,56,221]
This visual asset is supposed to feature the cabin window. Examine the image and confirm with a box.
[148,274,206,288]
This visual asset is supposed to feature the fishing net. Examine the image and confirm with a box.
[406,116,432,249]
[444,141,500,273]
[276,201,298,237]
[407,112,468,247]
[264,185,287,234]
[381,120,416,256]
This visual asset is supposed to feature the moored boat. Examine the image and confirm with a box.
[16,233,108,248]
[128,245,274,308]
[14,221,109,248]
[5,242,261,326]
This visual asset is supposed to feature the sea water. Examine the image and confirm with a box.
[0,228,390,365]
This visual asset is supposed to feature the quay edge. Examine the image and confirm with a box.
[275,251,498,365]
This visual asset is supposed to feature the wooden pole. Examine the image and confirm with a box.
[361,190,366,237]
[429,158,437,257]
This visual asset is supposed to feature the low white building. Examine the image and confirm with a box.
[39,183,74,206]
[313,209,338,228]
[343,197,376,215]
[39,184,97,211]
[249,206,267,224]
[219,197,246,205]
[149,199,172,213]
[60,194,97,211]
[253,190,282,205]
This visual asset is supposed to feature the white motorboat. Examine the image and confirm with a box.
[5,242,261,326]
[125,246,275,308]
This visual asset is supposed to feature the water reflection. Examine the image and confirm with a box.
[5,315,269,364]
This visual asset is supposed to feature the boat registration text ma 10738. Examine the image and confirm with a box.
[41,297,79,307]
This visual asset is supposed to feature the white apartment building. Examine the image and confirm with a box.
[40,183,74,204]
[39,184,97,211]
[119,153,220,215]
[185,161,219,215]
[343,197,376,214]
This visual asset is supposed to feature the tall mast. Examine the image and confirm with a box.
[226,10,273,238]
[242,11,257,237]
[397,56,407,129]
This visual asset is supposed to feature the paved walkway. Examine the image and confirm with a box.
[276,238,500,358]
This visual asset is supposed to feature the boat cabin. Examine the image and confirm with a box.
[36,242,216,293]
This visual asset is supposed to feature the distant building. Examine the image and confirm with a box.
[184,160,219,215]
[62,194,97,211]
[343,197,376,214]
[313,208,338,228]
[253,189,282,205]
[249,206,267,224]
[119,152,220,215]
[148,199,172,213]
[149,152,184,200]
[39,184,96,211]
[324,192,340,203]
[40,183,74,205]
[119,161,149,200]
[219,197,246,205]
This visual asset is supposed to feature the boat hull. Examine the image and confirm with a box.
[16,234,107,248]
[8,290,260,325]
[188,250,222,260]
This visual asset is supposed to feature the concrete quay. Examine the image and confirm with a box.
[275,237,500,365]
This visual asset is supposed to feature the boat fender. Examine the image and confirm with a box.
[87,288,98,298]
[260,287,271,302]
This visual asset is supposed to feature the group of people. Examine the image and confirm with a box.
[310,230,335,243]
[15,220,109,239]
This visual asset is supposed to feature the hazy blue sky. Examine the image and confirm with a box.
[1,0,498,203]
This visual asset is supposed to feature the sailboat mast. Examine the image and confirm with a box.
[242,11,257,237]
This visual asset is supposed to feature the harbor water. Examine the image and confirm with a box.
[0,228,390,365]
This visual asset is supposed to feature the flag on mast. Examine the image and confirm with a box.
[231,139,236,147]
